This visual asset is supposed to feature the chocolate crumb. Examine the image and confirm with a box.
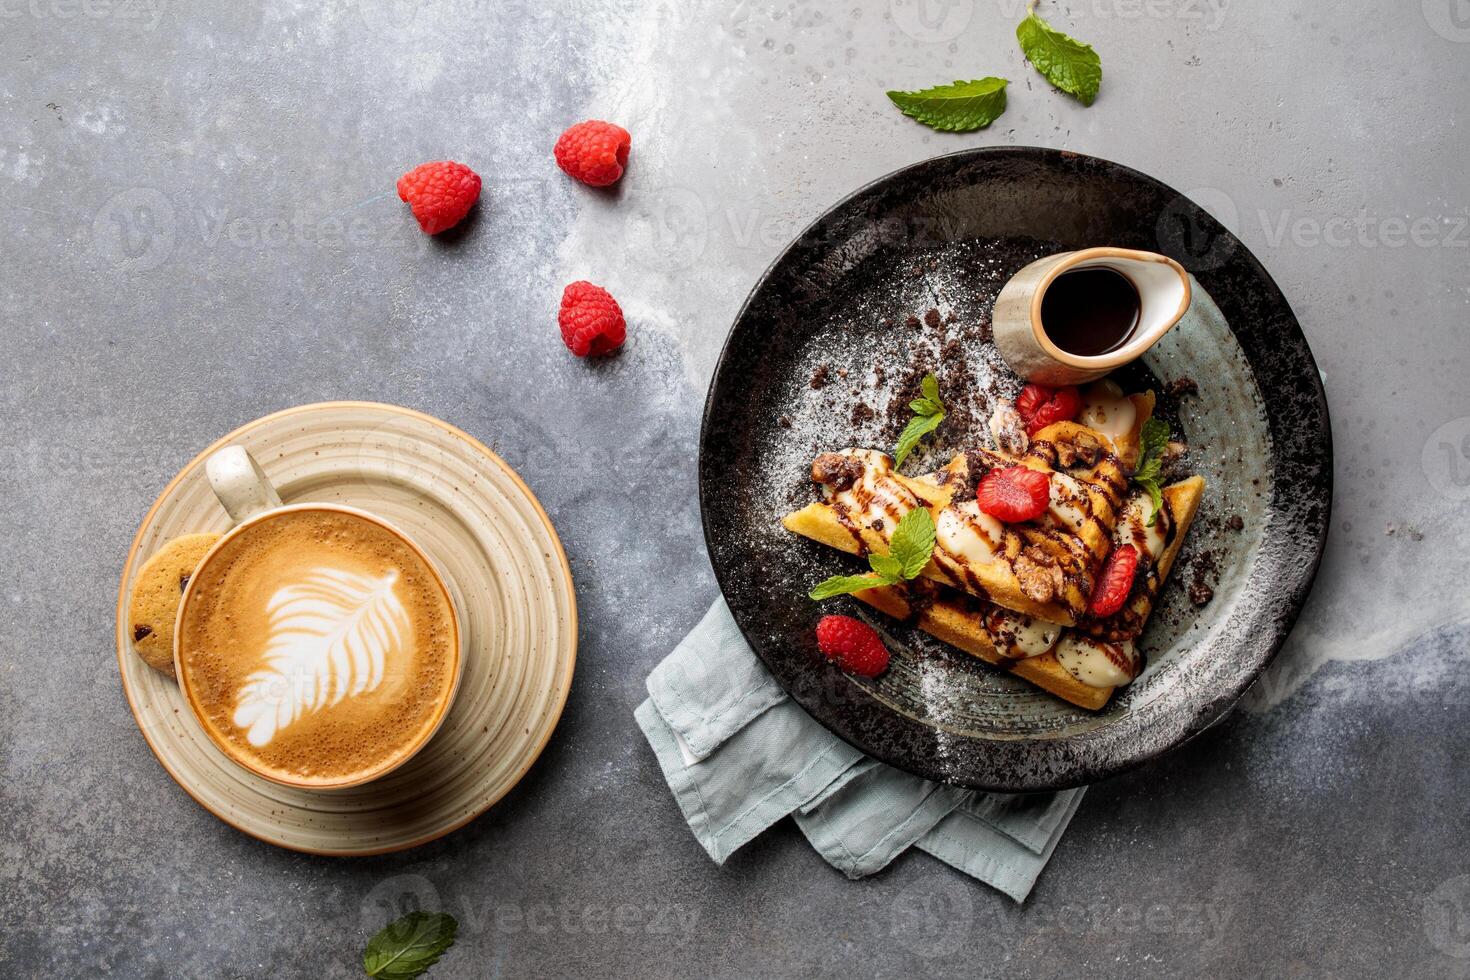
[881,358,939,442]
[812,452,863,491]
[923,308,942,329]
[133,624,153,643]
[905,315,922,330]
[1187,549,1220,606]
[809,363,830,389]
[1165,377,1199,399]
[1225,515,1244,532]
[851,403,875,426]
[778,415,793,429]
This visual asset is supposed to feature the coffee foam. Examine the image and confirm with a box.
[177,509,456,786]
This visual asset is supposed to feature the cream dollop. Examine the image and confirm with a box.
[1079,381,1137,441]
[1114,492,1168,560]
[990,609,1061,658]
[1047,471,1091,533]
[936,500,1003,565]
[1054,634,1139,688]
[823,449,921,527]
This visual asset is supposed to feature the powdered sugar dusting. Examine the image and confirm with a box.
[736,236,1128,737]
[750,237,1054,531]
[733,242,1267,739]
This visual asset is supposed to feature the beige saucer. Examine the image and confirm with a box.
[114,402,577,855]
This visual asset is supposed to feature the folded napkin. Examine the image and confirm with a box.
[635,599,1085,901]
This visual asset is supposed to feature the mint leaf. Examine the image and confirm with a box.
[894,413,944,469]
[810,574,889,600]
[886,78,1008,132]
[809,506,938,601]
[887,414,946,470]
[909,395,943,416]
[364,912,457,980]
[1131,418,1171,526]
[909,374,944,416]
[1139,417,1169,461]
[1140,479,1164,527]
[869,554,904,581]
[888,507,937,580]
[894,373,947,468]
[1016,8,1101,106]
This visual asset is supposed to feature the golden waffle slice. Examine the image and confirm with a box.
[782,389,1157,626]
[849,477,1204,710]
[1081,475,1205,643]
[782,452,1085,624]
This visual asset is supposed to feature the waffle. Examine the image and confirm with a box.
[852,476,1204,710]
[781,388,1156,627]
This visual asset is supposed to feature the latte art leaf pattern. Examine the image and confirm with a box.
[233,568,411,747]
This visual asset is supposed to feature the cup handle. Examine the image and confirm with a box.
[205,446,283,526]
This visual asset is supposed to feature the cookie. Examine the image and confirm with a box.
[128,533,220,678]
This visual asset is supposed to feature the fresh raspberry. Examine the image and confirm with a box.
[1087,544,1140,618]
[976,466,1051,523]
[558,281,626,356]
[1015,384,1083,436]
[554,120,631,187]
[396,161,481,235]
[815,615,890,678]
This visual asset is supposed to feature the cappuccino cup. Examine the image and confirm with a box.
[173,446,462,790]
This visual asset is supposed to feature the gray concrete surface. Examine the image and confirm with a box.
[4,0,1470,976]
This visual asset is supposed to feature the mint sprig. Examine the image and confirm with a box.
[886,78,1009,132]
[809,573,890,601]
[363,912,458,979]
[893,373,946,469]
[1016,4,1102,106]
[1131,417,1170,527]
[809,507,936,600]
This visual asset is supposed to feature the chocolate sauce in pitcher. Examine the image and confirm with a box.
[1040,266,1141,357]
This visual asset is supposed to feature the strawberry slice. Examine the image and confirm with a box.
[1087,544,1140,617]
[976,466,1051,523]
[1015,383,1083,436]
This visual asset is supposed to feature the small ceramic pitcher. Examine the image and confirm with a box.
[992,247,1191,386]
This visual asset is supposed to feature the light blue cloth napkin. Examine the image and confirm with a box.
[636,599,1085,901]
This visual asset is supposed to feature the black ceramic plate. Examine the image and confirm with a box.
[699,147,1331,792]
